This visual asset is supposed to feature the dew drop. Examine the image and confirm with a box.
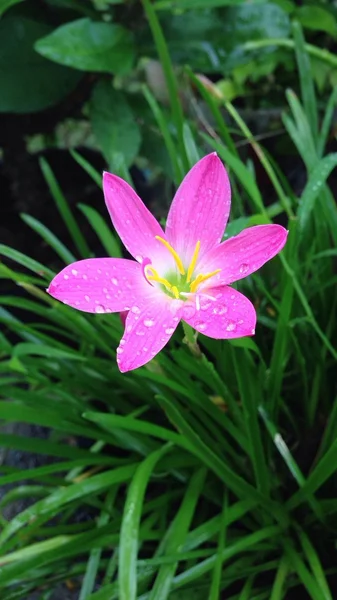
[144,319,155,327]
[197,322,207,331]
[218,306,228,315]
[226,321,236,332]
[116,347,123,354]
[111,277,118,286]
[251,328,255,335]
[120,339,126,345]
[95,305,105,314]
[83,274,88,280]
[131,306,140,314]
[126,325,132,333]
[136,330,145,336]
[64,274,69,280]
[84,295,90,302]
[165,327,175,335]
[239,263,249,274]
[71,269,78,276]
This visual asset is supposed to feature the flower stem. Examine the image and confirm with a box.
[181,321,201,357]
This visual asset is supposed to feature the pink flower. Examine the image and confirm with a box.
[47,153,287,372]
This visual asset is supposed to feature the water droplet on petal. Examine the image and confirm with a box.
[95,305,105,314]
[71,269,78,276]
[84,295,90,302]
[111,277,118,286]
[116,347,123,354]
[136,330,145,336]
[198,322,207,332]
[251,328,255,335]
[218,306,228,315]
[165,327,175,335]
[239,263,249,274]
[144,319,155,327]
[64,274,69,280]
[226,321,236,332]
[131,306,140,314]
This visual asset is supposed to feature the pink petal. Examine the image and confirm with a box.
[183,286,256,339]
[47,258,150,314]
[199,225,288,286]
[117,297,183,372]
[165,153,231,263]
[103,172,173,267]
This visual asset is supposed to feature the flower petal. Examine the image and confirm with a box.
[165,153,231,263]
[183,286,256,339]
[47,258,150,313]
[199,225,288,286]
[117,296,183,372]
[103,172,172,266]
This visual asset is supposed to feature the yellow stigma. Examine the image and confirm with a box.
[155,236,185,275]
[190,269,221,293]
[186,240,200,283]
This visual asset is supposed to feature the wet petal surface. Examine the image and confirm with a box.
[183,286,256,339]
[47,258,149,314]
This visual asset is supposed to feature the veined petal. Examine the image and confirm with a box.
[117,296,183,372]
[199,225,288,286]
[165,153,231,263]
[103,172,173,267]
[183,286,256,339]
[47,258,150,314]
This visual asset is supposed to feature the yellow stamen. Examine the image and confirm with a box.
[145,265,179,297]
[186,240,200,283]
[190,269,221,293]
[155,236,185,275]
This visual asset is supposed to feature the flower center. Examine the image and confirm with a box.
[144,236,220,301]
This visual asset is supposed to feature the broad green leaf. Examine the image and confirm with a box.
[295,6,337,37]
[0,16,81,113]
[0,0,24,16]
[35,18,134,74]
[148,4,290,73]
[89,80,141,169]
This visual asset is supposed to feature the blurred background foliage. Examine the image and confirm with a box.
[1,0,337,599]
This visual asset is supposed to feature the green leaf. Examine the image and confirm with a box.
[89,80,141,169]
[295,6,337,37]
[77,204,122,258]
[0,466,137,545]
[154,4,290,73]
[0,0,24,16]
[154,0,268,10]
[297,154,337,235]
[119,444,172,600]
[0,16,81,113]
[35,18,134,74]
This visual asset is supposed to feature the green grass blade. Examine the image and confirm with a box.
[119,444,172,600]
[149,468,207,599]
[77,203,122,257]
[39,157,91,258]
[141,0,188,173]
[292,21,318,142]
[20,213,76,264]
